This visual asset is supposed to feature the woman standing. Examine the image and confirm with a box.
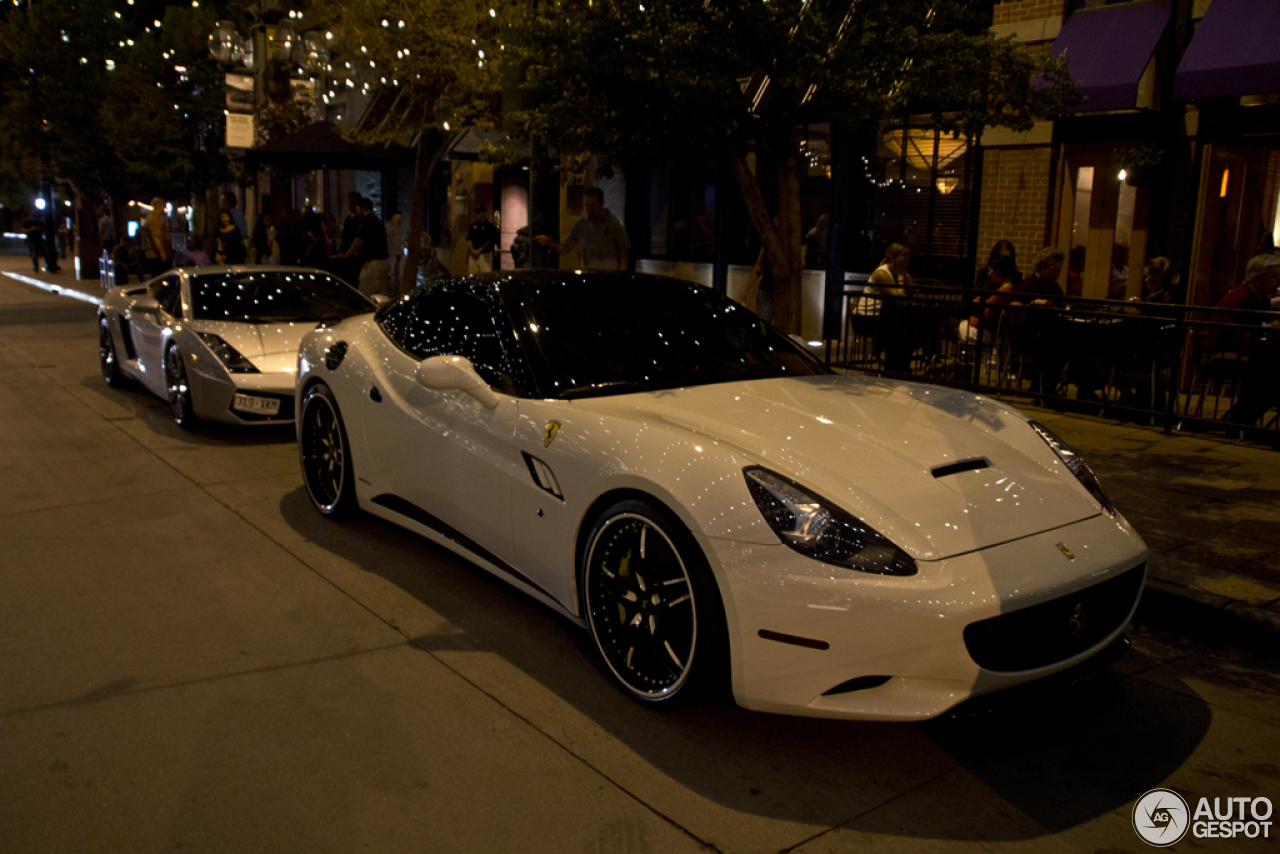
[214,210,245,265]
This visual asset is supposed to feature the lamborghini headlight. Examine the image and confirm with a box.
[198,333,258,373]
[744,467,917,576]
[1029,421,1114,516]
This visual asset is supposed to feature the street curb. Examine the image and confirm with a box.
[1133,577,1280,650]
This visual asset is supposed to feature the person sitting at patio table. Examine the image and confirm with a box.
[1008,247,1075,397]
[864,243,916,372]
[959,252,1018,343]
[1212,254,1280,426]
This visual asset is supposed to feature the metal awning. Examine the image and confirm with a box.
[1174,0,1280,100]
[1051,1,1172,112]
[241,122,410,172]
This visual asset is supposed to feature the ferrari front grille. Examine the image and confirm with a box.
[963,564,1145,673]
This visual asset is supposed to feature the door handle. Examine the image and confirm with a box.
[369,385,382,403]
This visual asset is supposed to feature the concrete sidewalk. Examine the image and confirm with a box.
[4,253,1278,645]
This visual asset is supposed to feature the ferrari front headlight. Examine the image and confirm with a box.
[198,333,258,373]
[744,467,916,576]
[1029,421,1114,516]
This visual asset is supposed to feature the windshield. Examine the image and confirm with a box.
[500,273,830,398]
[191,270,373,323]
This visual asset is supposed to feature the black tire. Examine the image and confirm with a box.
[298,383,356,517]
[99,316,124,388]
[164,345,197,429]
[580,499,728,707]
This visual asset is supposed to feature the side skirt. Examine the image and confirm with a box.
[366,493,580,623]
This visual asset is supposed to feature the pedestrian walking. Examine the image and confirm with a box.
[99,205,117,255]
[535,187,630,271]
[213,210,246,265]
[510,225,531,269]
[252,213,275,264]
[23,216,45,272]
[385,210,405,295]
[57,220,70,260]
[220,191,248,237]
[143,197,173,276]
[466,206,499,274]
[337,197,389,296]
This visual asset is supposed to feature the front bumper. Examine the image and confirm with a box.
[700,513,1148,721]
[188,365,297,425]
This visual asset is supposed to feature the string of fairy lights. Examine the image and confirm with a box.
[27,0,501,129]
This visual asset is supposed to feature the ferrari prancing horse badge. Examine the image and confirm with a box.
[543,421,561,447]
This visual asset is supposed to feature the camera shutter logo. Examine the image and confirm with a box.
[1133,788,1191,846]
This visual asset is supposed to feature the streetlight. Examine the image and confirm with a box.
[268,21,297,63]
[208,20,246,66]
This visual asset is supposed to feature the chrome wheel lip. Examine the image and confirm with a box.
[99,320,116,379]
[300,392,345,513]
[165,347,190,423]
[584,512,697,700]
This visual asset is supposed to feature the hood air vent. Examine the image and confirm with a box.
[931,458,990,479]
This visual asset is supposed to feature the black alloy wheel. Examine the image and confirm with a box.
[581,499,727,707]
[99,317,124,387]
[164,345,196,429]
[298,383,355,517]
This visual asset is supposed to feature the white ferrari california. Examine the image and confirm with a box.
[99,266,377,427]
[295,271,1148,721]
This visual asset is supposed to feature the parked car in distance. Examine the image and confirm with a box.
[99,266,378,426]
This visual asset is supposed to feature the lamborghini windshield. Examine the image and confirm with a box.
[191,270,373,323]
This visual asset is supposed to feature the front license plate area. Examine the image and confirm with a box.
[233,393,281,416]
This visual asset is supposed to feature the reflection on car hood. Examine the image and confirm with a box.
[190,320,314,361]
[579,374,1102,560]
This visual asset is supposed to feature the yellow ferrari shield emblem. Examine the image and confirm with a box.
[543,421,561,447]
[1055,543,1075,561]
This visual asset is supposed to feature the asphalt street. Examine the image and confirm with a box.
[2,269,1279,852]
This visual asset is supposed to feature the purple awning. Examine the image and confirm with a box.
[1051,1,1172,113]
[1174,0,1280,100]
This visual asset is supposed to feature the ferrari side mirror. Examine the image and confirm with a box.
[415,354,500,409]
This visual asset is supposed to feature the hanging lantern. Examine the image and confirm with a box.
[269,22,297,63]
[935,176,960,195]
[208,20,240,63]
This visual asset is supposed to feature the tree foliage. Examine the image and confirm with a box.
[305,0,507,287]
[512,0,1078,333]
[0,0,234,211]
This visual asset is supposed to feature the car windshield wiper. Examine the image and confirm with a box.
[558,380,659,400]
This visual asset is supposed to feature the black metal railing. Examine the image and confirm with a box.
[826,282,1280,441]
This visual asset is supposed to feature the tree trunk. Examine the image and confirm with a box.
[724,135,806,334]
[401,130,454,292]
[771,130,805,334]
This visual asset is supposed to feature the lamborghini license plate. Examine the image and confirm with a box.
[233,393,280,416]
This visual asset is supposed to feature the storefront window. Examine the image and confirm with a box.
[872,118,974,279]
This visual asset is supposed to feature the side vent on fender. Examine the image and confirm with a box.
[324,341,348,371]
[522,452,564,501]
[118,316,138,360]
